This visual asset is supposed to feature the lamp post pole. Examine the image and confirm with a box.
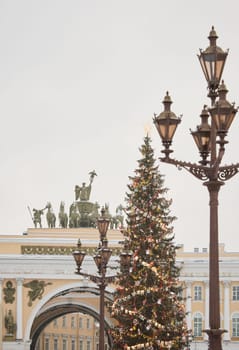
[99,276,106,350]
[73,207,114,350]
[154,27,239,350]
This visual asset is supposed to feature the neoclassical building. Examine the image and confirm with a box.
[0,228,239,350]
[36,312,104,350]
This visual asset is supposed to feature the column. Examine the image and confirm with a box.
[186,281,192,330]
[0,279,3,348]
[204,281,209,340]
[223,281,230,341]
[16,278,23,340]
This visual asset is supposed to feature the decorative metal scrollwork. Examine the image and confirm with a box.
[218,167,239,181]
[160,157,209,181]
[189,166,208,181]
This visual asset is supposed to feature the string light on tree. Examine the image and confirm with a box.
[108,136,190,349]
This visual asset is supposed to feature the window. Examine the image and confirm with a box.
[45,338,49,350]
[194,285,202,301]
[79,317,83,329]
[63,339,67,350]
[232,313,239,336]
[62,315,67,328]
[71,316,76,328]
[86,318,90,329]
[54,338,58,350]
[79,340,83,350]
[53,318,58,327]
[193,313,203,337]
[71,339,76,350]
[87,340,91,350]
[233,286,239,301]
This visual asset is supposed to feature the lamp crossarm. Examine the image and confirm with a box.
[160,157,209,181]
[77,271,116,285]
[160,157,239,182]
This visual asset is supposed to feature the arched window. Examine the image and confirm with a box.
[232,312,239,337]
[193,312,203,337]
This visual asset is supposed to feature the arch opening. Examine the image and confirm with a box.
[30,286,114,350]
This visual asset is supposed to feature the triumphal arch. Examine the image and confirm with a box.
[0,227,122,350]
[0,173,124,350]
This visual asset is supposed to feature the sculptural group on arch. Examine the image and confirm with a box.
[28,171,124,229]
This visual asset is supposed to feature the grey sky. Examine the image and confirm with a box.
[1,0,239,251]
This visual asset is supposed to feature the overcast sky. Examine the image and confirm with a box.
[1,0,239,251]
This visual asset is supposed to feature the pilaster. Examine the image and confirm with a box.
[16,278,24,340]
[186,281,192,329]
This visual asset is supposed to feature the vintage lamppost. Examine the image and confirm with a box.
[73,207,114,350]
[154,27,239,350]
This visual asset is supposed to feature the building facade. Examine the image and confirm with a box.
[35,312,108,350]
[0,228,238,350]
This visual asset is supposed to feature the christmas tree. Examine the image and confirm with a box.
[110,136,189,349]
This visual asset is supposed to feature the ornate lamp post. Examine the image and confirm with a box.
[73,207,114,350]
[154,27,239,350]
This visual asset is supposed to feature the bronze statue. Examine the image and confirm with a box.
[75,182,91,201]
[89,169,97,182]
[46,202,56,228]
[69,203,80,228]
[27,170,99,229]
[75,170,97,202]
[58,201,68,228]
[32,207,46,228]
[4,310,15,336]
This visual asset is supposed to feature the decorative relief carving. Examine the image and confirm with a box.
[21,246,75,255]
[23,280,52,306]
[21,245,121,256]
[3,281,15,304]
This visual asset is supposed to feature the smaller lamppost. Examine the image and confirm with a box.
[73,207,115,350]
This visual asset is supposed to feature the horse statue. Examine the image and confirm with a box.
[58,201,68,228]
[88,202,100,227]
[69,203,80,228]
[46,202,56,228]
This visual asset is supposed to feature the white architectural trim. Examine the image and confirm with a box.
[24,281,114,341]
[186,281,192,329]
[224,281,230,341]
